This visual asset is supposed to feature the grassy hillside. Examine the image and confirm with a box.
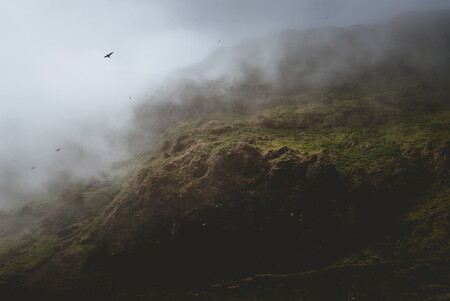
[1,11,450,300]
[130,86,449,264]
[0,84,448,300]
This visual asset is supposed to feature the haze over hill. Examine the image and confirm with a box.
[1,1,450,210]
[0,5,449,300]
[128,9,450,152]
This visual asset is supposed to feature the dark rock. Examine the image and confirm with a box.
[306,163,342,192]
[0,282,12,299]
[172,135,189,153]
[188,155,209,178]
[209,144,267,180]
[265,146,291,159]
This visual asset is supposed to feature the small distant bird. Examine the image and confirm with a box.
[129,96,132,100]
[104,52,113,58]
[217,40,221,43]
[56,148,61,152]
[30,167,37,170]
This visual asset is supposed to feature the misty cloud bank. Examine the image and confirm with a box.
[128,10,450,153]
[1,1,450,211]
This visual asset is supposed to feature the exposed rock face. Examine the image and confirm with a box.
[1,98,447,298]
[100,142,436,285]
[208,143,268,180]
[1,11,449,298]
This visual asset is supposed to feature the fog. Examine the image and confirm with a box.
[1,0,449,210]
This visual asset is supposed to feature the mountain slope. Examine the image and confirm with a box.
[1,87,448,300]
[1,10,450,301]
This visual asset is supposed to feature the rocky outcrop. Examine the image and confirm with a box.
[99,141,436,287]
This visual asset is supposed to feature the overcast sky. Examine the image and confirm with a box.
[0,0,449,209]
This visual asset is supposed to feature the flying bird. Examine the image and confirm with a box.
[129,96,132,100]
[30,167,37,170]
[218,40,221,43]
[56,148,61,152]
[104,52,113,58]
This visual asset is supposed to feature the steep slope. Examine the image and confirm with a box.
[1,11,450,301]
[129,9,450,152]
[100,88,449,290]
[2,87,448,300]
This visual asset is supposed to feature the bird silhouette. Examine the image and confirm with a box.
[129,96,132,100]
[56,148,61,152]
[104,52,113,58]
[30,167,37,170]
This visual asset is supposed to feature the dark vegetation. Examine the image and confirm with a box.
[1,10,449,301]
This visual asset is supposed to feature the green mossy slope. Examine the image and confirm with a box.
[0,87,448,300]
